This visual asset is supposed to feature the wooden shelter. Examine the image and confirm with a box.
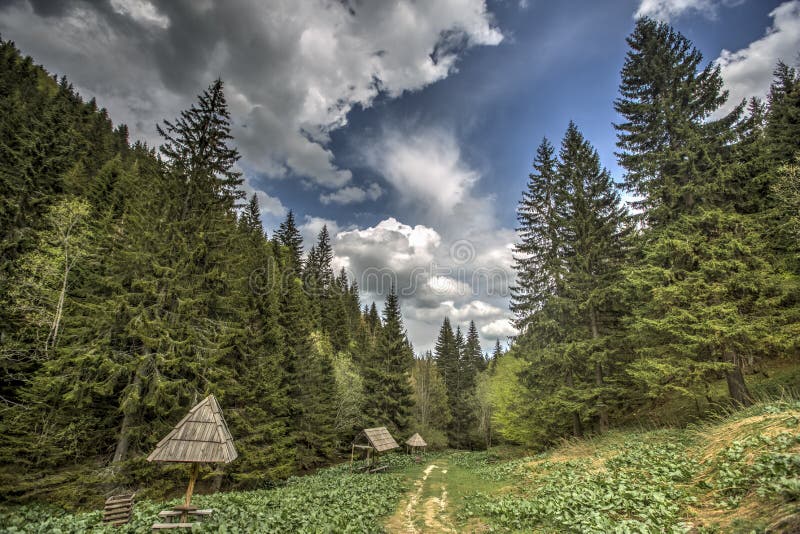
[350,427,399,472]
[148,394,236,523]
[405,433,427,454]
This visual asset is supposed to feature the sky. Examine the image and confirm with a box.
[2,0,798,353]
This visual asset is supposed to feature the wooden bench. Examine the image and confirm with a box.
[368,465,389,473]
[102,493,135,526]
[158,509,213,520]
[153,508,213,530]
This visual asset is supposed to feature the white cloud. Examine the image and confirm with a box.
[634,0,743,21]
[480,318,519,339]
[335,218,441,280]
[714,1,800,116]
[426,276,473,298]
[319,182,383,205]
[254,190,287,218]
[110,0,170,28]
[330,215,516,352]
[0,0,503,190]
[635,0,715,21]
[364,127,479,214]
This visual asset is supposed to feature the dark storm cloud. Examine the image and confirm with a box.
[0,0,503,193]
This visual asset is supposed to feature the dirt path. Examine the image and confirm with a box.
[386,461,456,533]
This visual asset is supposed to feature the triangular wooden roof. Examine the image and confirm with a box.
[405,433,427,447]
[356,427,399,452]
[147,395,237,463]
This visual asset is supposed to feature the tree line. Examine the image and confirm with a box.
[0,13,798,502]
[0,39,422,500]
[490,17,800,447]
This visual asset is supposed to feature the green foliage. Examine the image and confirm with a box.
[362,288,414,434]
[0,465,408,533]
[410,352,451,449]
[467,433,698,532]
[708,431,800,507]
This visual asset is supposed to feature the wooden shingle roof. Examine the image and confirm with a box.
[358,427,399,452]
[405,433,427,447]
[147,395,237,464]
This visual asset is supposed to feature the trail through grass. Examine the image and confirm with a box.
[2,400,798,533]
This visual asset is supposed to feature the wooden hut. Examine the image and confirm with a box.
[148,395,237,523]
[350,427,399,472]
[405,433,427,454]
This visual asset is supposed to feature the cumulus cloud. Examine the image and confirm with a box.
[0,0,502,190]
[364,127,479,214]
[714,1,800,116]
[319,183,383,205]
[480,318,519,339]
[331,216,516,351]
[634,0,742,21]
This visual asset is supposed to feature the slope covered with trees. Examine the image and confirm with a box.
[0,39,417,501]
[493,17,800,447]
[0,12,798,514]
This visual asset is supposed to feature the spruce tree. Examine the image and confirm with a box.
[614,17,739,225]
[275,210,303,271]
[511,137,562,331]
[362,288,414,433]
[614,20,794,407]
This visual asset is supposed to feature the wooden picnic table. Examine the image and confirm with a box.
[151,506,213,530]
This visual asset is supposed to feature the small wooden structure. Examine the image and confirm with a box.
[102,493,135,526]
[405,433,427,454]
[350,427,399,473]
[147,394,237,528]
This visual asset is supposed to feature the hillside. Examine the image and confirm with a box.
[2,398,797,533]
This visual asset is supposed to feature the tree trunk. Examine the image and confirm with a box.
[589,308,608,433]
[565,369,583,438]
[46,253,70,353]
[211,467,224,493]
[725,350,753,406]
[112,357,145,464]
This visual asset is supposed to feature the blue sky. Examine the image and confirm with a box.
[2,0,798,351]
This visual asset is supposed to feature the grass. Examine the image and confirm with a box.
[2,362,798,533]
[459,399,800,533]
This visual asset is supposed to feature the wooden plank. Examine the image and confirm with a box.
[106,495,134,503]
[105,498,133,507]
[158,511,183,518]
[152,523,195,530]
[103,512,131,522]
[103,510,132,519]
[188,509,213,516]
[105,502,133,511]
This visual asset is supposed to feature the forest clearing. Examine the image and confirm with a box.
[2,1,800,532]
[1,395,798,532]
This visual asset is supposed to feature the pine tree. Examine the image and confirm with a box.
[614,17,740,225]
[280,277,337,468]
[239,193,265,237]
[157,78,243,212]
[362,288,414,433]
[434,317,458,405]
[275,210,303,271]
[615,21,794,407]
[557,122,629,433]
[410,352,451,448]
[766,62,800,165]
[512,123,629,439]
[511,137,562,331]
